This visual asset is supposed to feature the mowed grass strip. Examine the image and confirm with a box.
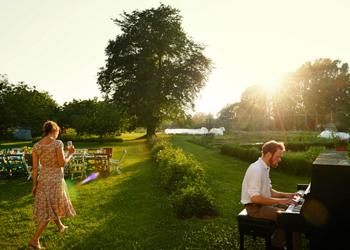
[0,133,310,249]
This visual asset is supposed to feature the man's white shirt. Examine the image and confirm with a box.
[241,157,272,204]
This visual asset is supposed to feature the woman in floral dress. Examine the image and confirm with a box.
[28,121,76,249]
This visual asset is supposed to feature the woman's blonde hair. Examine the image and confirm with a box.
[43,121,61,136]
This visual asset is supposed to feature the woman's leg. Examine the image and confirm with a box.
[29,220,50,248]
[54,218,68,233]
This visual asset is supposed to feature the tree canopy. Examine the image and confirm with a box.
[97,4,213,137]
[0,74,59,138]
[223,58,350,131]
[59,98,127,143]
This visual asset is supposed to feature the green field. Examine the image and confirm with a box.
[0,133,311,249]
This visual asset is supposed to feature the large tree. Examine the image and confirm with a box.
[97,4,213,137]
[216,102,240,130]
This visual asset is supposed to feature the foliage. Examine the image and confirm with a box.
[0,74,59,138]
[333,136,348,146]
[19,146,32,153]
[58,98,128,144]
[170,178,216,218]
[216,58,350,132]
[303,146,328,162]
[216,102,240,129]
[97,4,213,138]
[221,143,316,176]
[151,140,216,218]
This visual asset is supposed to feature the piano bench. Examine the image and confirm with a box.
[237,208,277,250]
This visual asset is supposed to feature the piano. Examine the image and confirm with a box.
[277,151,350,250]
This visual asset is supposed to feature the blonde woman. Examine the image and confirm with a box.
[28,121,76,249]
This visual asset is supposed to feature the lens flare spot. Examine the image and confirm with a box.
[76,172,100,186]
[135,142,149,157]
[66,180,78,201]
[302,199,330,228]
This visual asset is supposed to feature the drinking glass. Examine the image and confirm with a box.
[67,141,72,149]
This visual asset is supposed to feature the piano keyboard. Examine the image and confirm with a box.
[285,190,305,213]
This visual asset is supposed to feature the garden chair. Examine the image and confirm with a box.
[103,147,113,158]
[69,153,86,180]
[24,153,33,180]
[0,154,9,179]
[110,149,127,175]
[94,153,110,178]
[5,154,27,179]
[63,149,70,177]
[86,148,100,171]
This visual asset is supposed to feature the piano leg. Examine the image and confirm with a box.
[240,234,244,250]
[285,230,293,250]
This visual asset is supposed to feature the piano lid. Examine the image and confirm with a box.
[312,151,349,166]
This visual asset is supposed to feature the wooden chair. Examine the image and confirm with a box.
[85,149,98,171]
[110,149,127,174]
[103,147,113,158]
[94,153,110,178]
[69,153,87,180]
[24,153,33,180]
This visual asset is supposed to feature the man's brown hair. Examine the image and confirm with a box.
[262,140,285,156]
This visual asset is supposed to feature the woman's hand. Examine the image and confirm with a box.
[32,186,37,196]
[68,145,75,155]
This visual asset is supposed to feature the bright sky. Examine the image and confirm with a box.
[1,0,350,117]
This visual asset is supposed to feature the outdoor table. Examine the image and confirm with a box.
[5,154,27,179]
[70,153,108,171]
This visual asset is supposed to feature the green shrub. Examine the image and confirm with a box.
[151,141,216,218]
[221,142,322,176]
[170,178,216,218]
[279,152,312,176]
[156,148,205,190]
[149,141,173,160]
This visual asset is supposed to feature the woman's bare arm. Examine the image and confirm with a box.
[57,146,75,167]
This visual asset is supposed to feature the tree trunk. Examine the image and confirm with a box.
[146,126,157,138]
[99,134,104,144]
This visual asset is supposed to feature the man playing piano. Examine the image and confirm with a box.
[241,140,303,250]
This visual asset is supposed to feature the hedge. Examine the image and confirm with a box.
[220,143,331,176]
[150,141,217,218]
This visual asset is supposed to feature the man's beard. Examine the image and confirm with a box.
[269,157,278,168]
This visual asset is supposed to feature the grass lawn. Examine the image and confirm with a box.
[0,133,311,249]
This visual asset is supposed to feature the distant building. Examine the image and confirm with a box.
[14,127,32,140]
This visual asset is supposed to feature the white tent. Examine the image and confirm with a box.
[318,130,350,139]
[164,127,225,136]
[164,127,208,135]
[209,128,224,135]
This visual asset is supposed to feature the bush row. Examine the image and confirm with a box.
[239,141,334,152]
[221,143,331,176]
[150,141,217,218]
[32,136,123,143]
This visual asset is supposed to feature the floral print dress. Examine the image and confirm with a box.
[32,140,76,221]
